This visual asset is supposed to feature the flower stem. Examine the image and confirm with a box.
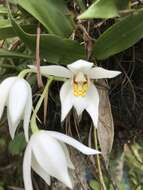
[94,128,107,190]
[18,69,33,78]
[30,77,53,133]
[53,76,66,82]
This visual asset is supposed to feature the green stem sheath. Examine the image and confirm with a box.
[18,69,33,78]
[30,77,53,133]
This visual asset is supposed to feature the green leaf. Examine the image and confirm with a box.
[0,22,36,39]
[0,19,11,28]
[0,5,8,14]
[89,180,100,190]
[8,133,26,155]
[17,0,74,37]
[78,0,119,19]
[0,186,4,190]
[115,0,130,10]
[9,0,18,4]
[119,183,127,190]
[0,49,33,59]
[94,9,143,60]
[10,16,85,64]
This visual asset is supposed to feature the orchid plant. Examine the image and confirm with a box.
[29,59,121,127]
[0,59,120,189]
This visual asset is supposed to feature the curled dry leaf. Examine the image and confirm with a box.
[97,80,114,166]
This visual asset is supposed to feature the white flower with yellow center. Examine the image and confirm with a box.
[23,130,100,190]
[29,60,121,127]
[0,77,32,141]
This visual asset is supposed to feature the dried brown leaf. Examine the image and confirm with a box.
[97,80,114,166]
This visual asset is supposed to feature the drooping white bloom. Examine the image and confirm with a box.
[0,77,32,141]
[23,130,100,190]
[29,60,121,127]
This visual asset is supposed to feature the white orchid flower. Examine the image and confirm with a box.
[29,59,121,127]
[0,77,32,141]
[23,130,100,189]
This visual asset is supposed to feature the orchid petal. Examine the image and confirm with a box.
[28,65,71,78]
[23,82,32,141]
[60,81,73,121]
[47,131,100,155]
[23,143,33,190]
[7,110,18,140]
[60,142,75,169]
[88,67,121,79]
[31,132,73,188]
[60,80,88,118]
[0,77,16,119]
[72,96,88,116]
[67,59,93,73]
[85,83,99,127]
[32,155,51,185]
[8,79,29,139]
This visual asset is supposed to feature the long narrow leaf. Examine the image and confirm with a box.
[18,0,74,37]
[10,17,85,64]
[94,9,143,60]
[0,24,36,39]
[78,0,119,19]
[0,49,33,59]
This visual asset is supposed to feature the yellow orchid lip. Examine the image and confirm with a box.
[73,72,89,97]
[73,81,88,97]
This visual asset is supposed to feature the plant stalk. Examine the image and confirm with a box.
[94,128,107,190]
[31,78,53,133]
